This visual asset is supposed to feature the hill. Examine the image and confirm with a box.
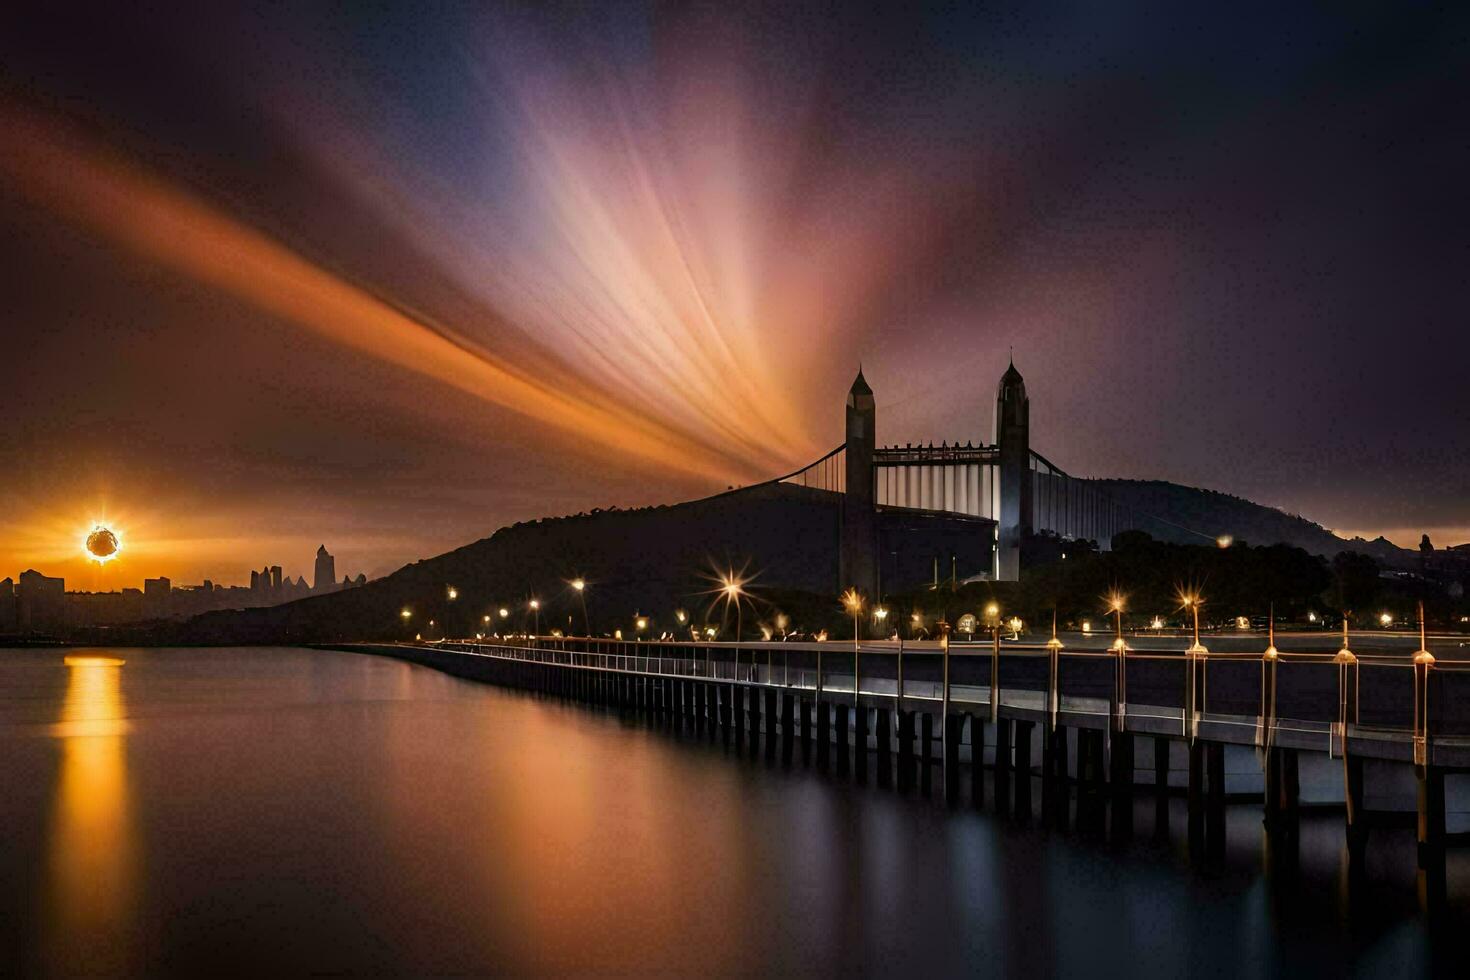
[1093,479,1415,566]
[180,483,847,644]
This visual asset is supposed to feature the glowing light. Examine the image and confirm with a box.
[875,607,888,621]
[1082,620,1092,633]
[483,615,491,623]
[1106,591,1126,614]
[400,609,412,619]
[570,578,585,592]
[705,627,717,638]
[447,587,458,600]
[1150,616,1164,630]
[635,616,648,631]
[82,524,122,564]
[1379,612,1393,627]
[52,654,134,936]
[529,599,540,610]
[676,610,687,624]
[723,577,745,599]
[1307,611,1318,623]
[841,588,863,614]
[1216,535,1233,549]
[1008,616,1023,634]
[499,607,510,618]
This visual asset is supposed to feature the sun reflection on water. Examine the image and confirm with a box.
[47,654,135,968]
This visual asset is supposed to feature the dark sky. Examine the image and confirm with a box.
[2,2,1466,586]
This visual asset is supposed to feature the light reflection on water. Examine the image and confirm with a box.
[46,655,135,974]
[0,647,1463,976]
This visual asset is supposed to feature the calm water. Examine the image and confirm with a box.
[0,647,1465,976]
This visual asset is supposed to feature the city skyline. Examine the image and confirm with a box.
[3,4,1466,582]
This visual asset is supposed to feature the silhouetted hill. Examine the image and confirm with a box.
[181,483,847,644]
[1093,479,1415,566]
[177,476,1416,645]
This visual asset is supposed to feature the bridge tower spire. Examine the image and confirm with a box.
[995,359,1031,581]
[841,368,878,600]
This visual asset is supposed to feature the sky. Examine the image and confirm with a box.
[2,2,1466,589]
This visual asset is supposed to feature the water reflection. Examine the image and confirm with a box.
[47,655,135,972]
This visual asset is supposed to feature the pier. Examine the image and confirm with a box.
[332,632,1470,881]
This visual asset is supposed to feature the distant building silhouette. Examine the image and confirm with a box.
[269,565,282,591]
[144,576,171,618]
[314,545,336,593]
[0,577,15,632]
[17,569,65,632]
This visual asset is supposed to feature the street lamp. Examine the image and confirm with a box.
[529,598,540,638]
[722,577,744,640]
[842,588,863,705]
[570,578,589,637]
[447,587,458,601]
[1179,591,1205,652]
[722,576,746,679]
[1107,591,1127,652]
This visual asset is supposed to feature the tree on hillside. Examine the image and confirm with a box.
[1332,551,1380,616]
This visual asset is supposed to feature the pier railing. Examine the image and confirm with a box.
[408,635,1468,765]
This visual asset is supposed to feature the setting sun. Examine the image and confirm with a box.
[82,524,123,564]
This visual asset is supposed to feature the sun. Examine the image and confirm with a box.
[82,524,122,564]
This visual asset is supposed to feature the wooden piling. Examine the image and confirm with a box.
[817,702,832,770]
[994,718,1012,808]
[1206,741,1226,850]
[1417,765,1446,868]
[897,710,915,793]
[765,689,778,757]
[1014,721,1034,821]
[876,707,893,788]
[920,712,934,797]
[969,714,984,809]
[835,704,850,776]
[782,694,795,761]
[1345,754,1367,859]
[944,713,962,803]
[1187,740,1205,845]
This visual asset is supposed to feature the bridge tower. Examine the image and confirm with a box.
[840,368,878,600]
[995,358,1032,581]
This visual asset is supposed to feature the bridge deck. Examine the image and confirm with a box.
[333,637,1470,769]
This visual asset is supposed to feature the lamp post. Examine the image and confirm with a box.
[1107,591,1127,731]
[529,598,540,640]
[842,588,863,705]
[571,579,589,637]
[723,577,744,679]
[986,602,1001,724]
[1180,591,1206,738]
